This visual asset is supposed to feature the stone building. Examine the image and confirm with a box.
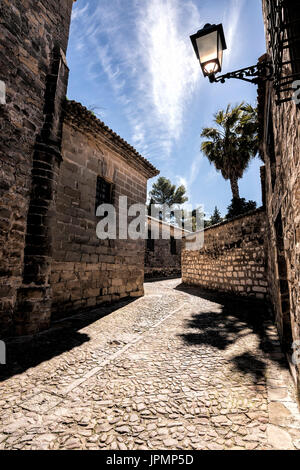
[145,216,186,280]
[0,0,75,336]
[259,0,300,396]
[0,1,158,336]
[51,101,158,319]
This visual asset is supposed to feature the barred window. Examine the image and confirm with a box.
[170,236,177,255]
[147,230,155,252]
[95,177,113,214]
[266,0,300,103]
[285,1,300,75]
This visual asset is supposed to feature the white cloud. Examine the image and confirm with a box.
[189,154,204,187]
[69,0,202,162]
[136,0,200,138]
[174,153,204,206]
[223,0,246,66]
[71,2,89,21]
[69,0,246,170]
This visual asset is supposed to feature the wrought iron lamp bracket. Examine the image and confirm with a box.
[209,61,274,85]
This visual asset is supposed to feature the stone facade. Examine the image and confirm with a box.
[51,101,158,319]
[182,209,268,300]
[259,1,300,397]
[144,217,184,279]
[0,0,74,336]
[0,1,158,336]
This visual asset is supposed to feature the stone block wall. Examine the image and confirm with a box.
[144,238,182,279]
[182,209,268,300]
[261,0,300,398]
[263,84,300,351]
[50,103,158,319]
[0,0,74,335]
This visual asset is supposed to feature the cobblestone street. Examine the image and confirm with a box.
[1,279,300,450]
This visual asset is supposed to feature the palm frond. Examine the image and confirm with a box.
[200,102,259,194]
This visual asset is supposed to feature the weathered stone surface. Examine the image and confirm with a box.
[145,217,183,280]
[50,101,158,319]
[0,0,74,336]
[1,279,299,450]
[268,402,292,427]
[260,0,300,402]
[182,209,268,300]
[266,425,293,450]
[0,3,158,336]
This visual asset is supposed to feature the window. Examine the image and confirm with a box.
[285,1,300,76]
[266,0,300,103]
[147,230,155,252]
[95,176,113,214]
[170,236,177,255]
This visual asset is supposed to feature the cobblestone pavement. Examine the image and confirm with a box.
[1,279,300,450]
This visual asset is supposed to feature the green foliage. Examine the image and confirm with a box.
[226,198,257,220]
[210,206,223,225]
[201,103,259,200]
[189,209,212,231]
[149,177,188,206]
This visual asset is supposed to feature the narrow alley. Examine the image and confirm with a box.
[1,280,299,450]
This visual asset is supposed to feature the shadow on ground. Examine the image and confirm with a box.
[176,283,288,385]
[144,275,182,283]
[0,297,136,382]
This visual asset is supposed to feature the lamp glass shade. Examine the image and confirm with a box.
[190,24,227,78]
[218,33,224,69]
[196,30,218,69]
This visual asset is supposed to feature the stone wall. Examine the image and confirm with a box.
[0,0,74,335]
[144,218,183,279]
[145,239,182,279]
[260,0,300,397]
[51,101,158,319]
[182,209,268,300]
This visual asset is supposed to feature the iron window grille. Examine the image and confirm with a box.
[95,176,113,214]
[170,236,177,255]
[147,230,155,252]
[266,0,300,104]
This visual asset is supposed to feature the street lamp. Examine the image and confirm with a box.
[190,24,227,82]
[190,23,274,86]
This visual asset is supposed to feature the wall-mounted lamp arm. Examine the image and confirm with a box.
[209,62,274,85]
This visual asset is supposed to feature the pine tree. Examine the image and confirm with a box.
[210,206,223,225]
[149,177,188,206]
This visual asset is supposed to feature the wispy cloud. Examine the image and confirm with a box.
[174,154,204,206]
[69,0,202,161]
[69,0,247,194]
[136,0,200,138]
[71,2,89,21]
[223,0,246,66]
[69,0,263,214]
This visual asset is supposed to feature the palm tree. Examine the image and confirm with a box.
[201,103,258,200]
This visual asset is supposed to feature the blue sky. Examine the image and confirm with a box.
[67,0,267,218]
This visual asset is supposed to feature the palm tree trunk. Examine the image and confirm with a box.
[230,176,240,200]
